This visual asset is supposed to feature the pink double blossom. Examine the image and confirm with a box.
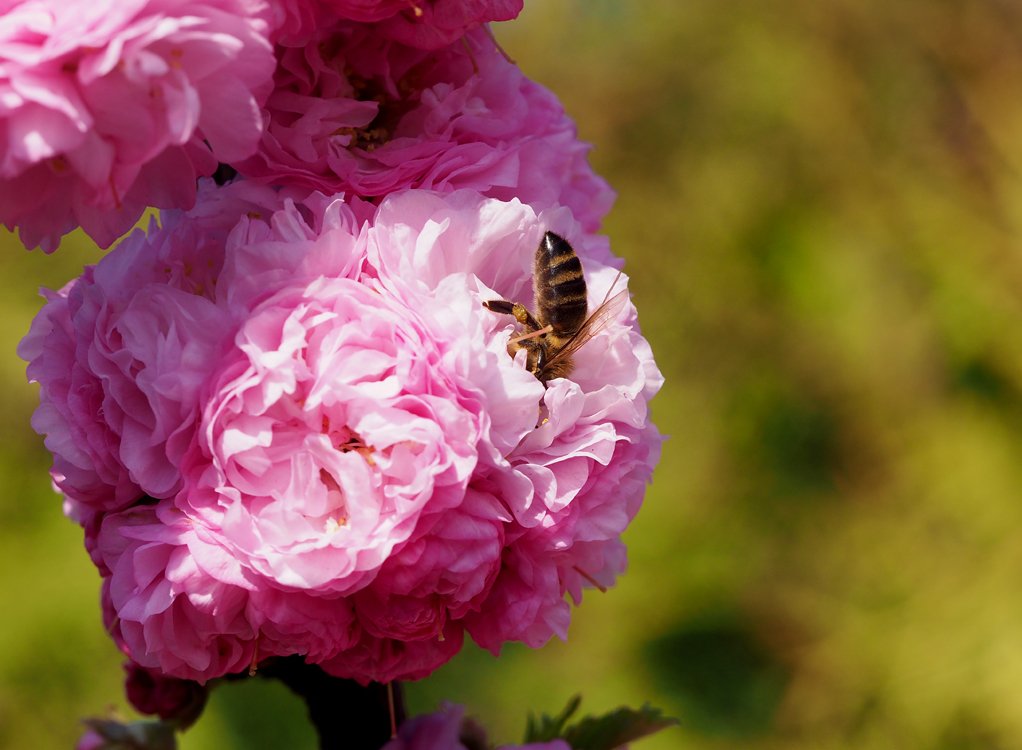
[18,180,284,511]
[0,0,276,250]
[237,24,613,232]
[24,185,660,684]
[365,190,663,652]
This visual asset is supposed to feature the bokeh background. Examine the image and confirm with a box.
[4,1,1022,748]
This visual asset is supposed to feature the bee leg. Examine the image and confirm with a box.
[482,299,544,332]
[511,303,542,331]
[482,299,515,315]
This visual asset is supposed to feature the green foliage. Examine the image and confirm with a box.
[525,695,676,750]
[643,614,788,738]
[525,695,582,742]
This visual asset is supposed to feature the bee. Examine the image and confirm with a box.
[483,231,628,384]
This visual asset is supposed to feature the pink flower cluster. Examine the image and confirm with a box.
[235,23,611,232]
[22,184,662,684]
[0,0,543,250]
[0,0,276,250]
[18,0,661,690]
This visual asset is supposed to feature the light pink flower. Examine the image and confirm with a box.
[30,187,659,684]
[166,209,517,680]
[236,24,612,232]
[18,180,285,512]
[180,278,481,595]
[363,190,663,652]
[0,0,275,250]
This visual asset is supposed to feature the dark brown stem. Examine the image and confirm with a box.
[259,656,405,750]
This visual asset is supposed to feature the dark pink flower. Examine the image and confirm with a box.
[0,0,276,250]
[380,704,571,750]
[124,662,208,727]
[266,1,522,47]
[373,0,522,49]
[236,24,612,232]
[319,623,465,685]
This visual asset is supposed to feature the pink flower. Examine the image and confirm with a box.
[0,0,276,250]
[18,180,285,512]
[381,704,571,750]
[363,190,663,652]
[180,279,480,597]
[74,729,107,750]
[124,661,208,727]
[371,0,522,49]
[236,24,612,232]
[100,505,258,680]
[266,1,522,47]
[382,704,473,750]
[167,201,517,680]
[76,718,176,750]
[29,186,659,684]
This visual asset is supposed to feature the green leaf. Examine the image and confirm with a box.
[525,694,582,742]
[562,704,678,750]
[524,696,676,750]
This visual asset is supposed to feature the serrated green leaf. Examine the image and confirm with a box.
[562,704,678,750]
[524,694,583,742]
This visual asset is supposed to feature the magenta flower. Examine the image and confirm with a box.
[236,24,612,232]
[369,0,522,49]
[74,729,107,750]
[0,0,276,250]
[381,704,570,750]
[124,661,208,727]
[267,0,522,47]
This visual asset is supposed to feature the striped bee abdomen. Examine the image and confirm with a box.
[534,231,588,337]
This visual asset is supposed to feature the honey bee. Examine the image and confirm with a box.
[483,231,628,384]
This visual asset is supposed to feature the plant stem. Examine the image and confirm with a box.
[259,656,405,750]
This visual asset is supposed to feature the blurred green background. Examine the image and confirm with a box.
[4,1,1022,747]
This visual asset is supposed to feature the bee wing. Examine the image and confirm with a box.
[542,288,630,372]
